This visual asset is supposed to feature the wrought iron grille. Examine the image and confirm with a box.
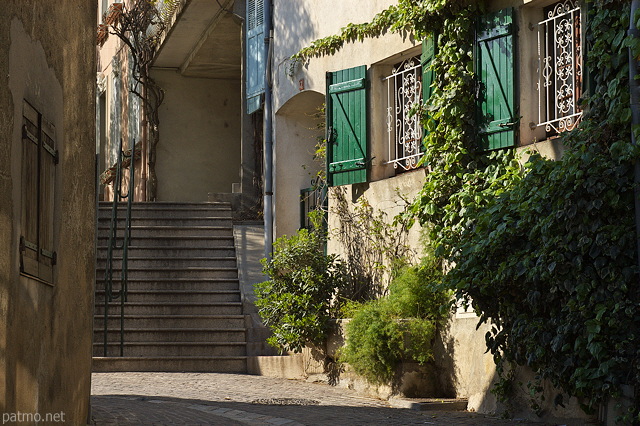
[537,0,583,134]
[300,178,327,230]
[384,56,423,171]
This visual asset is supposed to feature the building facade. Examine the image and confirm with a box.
[0,1,97,423]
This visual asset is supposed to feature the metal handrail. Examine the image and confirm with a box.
[103,138,135,357]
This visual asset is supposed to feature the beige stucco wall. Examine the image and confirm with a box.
[153,70,241,202]
[273,91,325,238]
[0,2,96,424]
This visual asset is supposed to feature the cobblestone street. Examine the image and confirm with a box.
[90,372,544,425]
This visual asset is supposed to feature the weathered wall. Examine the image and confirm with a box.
[153,70,241,202]
[0,1,96,423]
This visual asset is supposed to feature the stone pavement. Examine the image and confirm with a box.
[91,372,545,425]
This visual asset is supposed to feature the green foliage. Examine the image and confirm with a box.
[443,0,640,417]
[340,258,450,385]
[296,0,640,418]
[255,212,348,353]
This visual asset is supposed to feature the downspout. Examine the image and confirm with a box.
[263,0,274,259]
[629,0,640,271]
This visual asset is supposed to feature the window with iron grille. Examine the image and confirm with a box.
[20,100,57,284]
[300,179,327,230]
[384,56,423,172]
[537,0,583,136]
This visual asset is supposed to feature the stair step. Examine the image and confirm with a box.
[92,356,247,373]
[98,302,242,315]
[93,314,246,328]
[96,266,239,279]
[94,289,241,303]
[93,341,247,357]
[97,247,238,258]
[98,217,233,226]
[95,278,241,291]
[97,235,235,249]
[98,226,233,238]
[97,257,238,269]
[96,328,246,342]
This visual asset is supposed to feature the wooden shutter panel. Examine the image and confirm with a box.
[421,33,437,138]
[20,102,40,277]
[246,0,265,114]
[39,120,56,282]
[326,65,368,186]
[476,8,517,150]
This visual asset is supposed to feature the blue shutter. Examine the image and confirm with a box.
[326,65,368,186]
[246,0,265,114]
[476,8,517,150]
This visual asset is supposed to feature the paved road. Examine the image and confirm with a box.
[91,372,543,425]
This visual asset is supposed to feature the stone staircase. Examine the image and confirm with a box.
[93,201,248,373]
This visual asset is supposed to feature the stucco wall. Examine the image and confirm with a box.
[0,2,96,423]
[153,70,241,201]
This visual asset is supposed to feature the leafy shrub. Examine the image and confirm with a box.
[340,258,450,385]
[255,212,348,353]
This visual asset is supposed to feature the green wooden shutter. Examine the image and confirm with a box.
[421,33,437,138]
[326,65,368,186]
[246,0,265,114]
[476,8,517,151]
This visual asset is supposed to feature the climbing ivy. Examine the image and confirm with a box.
[296,0,640,419]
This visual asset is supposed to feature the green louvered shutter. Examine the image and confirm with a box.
[476,8,517,150]
[246,0,265,113]
[326,65,368,186]
[421,33,437,137]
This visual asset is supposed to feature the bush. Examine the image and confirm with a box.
[340,258,450,385]
[255,212,348,353]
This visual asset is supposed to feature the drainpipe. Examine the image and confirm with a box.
[263,0,274,259]
[629,0,640,271]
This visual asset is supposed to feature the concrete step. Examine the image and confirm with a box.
[97,225,233,238]
[98,202,232,219]
[93,314,246,329]
[97,257,238,270]
[96,266,239,279]
[95,328,246,343]
[97,302,243,315]
[95,278,241,291]
[93,341,247,357]
[92,356,247,373]
[97,235,235,248]
[97,216,233,227]
[94,289,241,303]
[97,246,238,258]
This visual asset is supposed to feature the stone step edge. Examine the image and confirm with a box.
[94,341,247,346]
[93,314,245,318]
[388,397,469,411]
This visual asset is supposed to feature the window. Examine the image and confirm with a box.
[300,179,327,230]
[20,101,57,284]
[536,0,583,136]
[383,55,424,171]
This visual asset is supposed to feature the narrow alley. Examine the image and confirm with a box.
[90,372,544,426]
